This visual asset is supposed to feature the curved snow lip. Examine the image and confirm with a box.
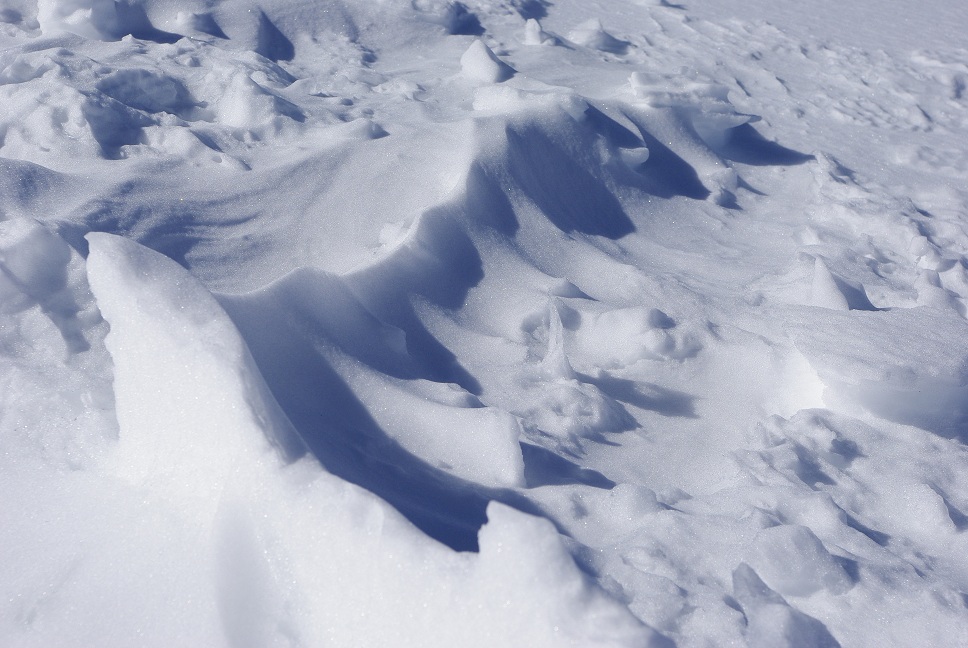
[78,232,665,647]
[84,232,306,482]
[216,261,527,491]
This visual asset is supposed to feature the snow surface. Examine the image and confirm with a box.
[2,0,968,646]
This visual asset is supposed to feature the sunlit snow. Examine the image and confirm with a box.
[2,0,968,646]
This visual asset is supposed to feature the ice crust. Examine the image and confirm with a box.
[3,0,968,646]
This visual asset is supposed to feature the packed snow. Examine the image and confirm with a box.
[2,0,968,646]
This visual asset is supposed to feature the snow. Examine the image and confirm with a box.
[2,0,968,646]
[460,39,515,84]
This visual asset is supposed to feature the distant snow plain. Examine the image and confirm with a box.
[2,0,968,646]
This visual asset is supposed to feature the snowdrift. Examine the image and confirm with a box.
[3,0,968,646]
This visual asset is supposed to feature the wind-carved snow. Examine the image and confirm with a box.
[3,0,968,646]
[78,232,660,647]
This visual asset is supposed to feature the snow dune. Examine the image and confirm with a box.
[2,0,968,646]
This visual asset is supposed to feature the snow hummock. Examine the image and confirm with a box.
[461,39,516,83]
[3,0,968,646]
[567,19,629,55]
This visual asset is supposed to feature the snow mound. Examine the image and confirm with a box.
[461,39,516,83]
[568,19,629,55]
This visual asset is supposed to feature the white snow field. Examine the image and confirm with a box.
[2,0,968,645]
